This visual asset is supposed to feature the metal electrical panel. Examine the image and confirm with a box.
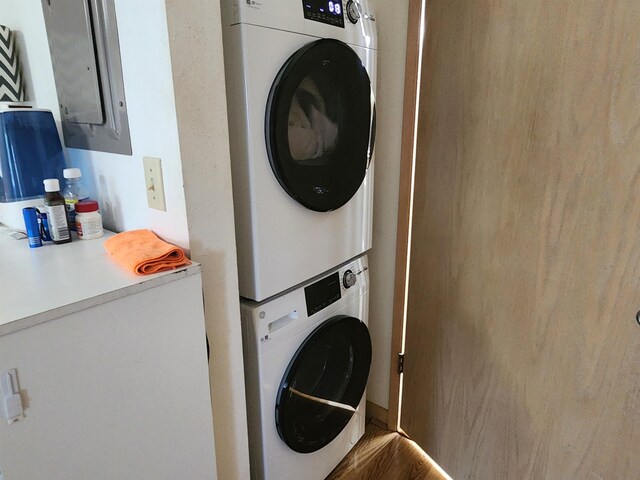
[41,0,132,155]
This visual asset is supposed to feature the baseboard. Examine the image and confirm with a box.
[366,401,389,429]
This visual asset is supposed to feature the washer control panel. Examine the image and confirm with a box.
[305,271,342,316]
[343,269,357,288]
[304,256,368,316]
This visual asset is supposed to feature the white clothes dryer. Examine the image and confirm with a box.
[222,0,377,301]
[240,255,371,480]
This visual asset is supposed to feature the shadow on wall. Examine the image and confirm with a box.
[97,174,122,232]
[186,236,247,478]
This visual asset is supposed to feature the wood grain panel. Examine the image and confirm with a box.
[327,423,450,480]
[401,1,640,479]
[388,0,427,432]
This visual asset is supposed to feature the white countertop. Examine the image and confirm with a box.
[0,227,200,337]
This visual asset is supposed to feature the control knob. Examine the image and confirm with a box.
[346,0,361,24]
[343,270,357,288]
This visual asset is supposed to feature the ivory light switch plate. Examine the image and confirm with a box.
[143,156,166,211]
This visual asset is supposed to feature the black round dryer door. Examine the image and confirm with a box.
[275,315,372,453]
[265,38,375,212]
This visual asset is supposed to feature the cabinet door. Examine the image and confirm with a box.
[0,274,217,480]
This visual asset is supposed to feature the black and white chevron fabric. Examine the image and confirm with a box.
[0,25,25,102]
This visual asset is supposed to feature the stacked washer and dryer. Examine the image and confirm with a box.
[221,1,377,478]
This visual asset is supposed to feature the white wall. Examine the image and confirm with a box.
[366,0,410,410]
[0,0,190,248]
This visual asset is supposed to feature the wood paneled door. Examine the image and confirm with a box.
[398,0,640,478]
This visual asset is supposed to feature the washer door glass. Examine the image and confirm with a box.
[275,315,372,453]
[266,38,375,212]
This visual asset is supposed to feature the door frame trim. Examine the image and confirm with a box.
[387,0,428,431]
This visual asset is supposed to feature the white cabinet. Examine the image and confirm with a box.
[0,231,217,480]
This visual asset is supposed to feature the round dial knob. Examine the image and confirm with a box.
[343,270,357,288]
[346,0,361,24]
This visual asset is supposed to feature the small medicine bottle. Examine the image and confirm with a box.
[75,200,103,240]
[62,167,89,230]
[43,178,72,244]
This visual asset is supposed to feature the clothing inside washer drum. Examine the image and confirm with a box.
[265,38,374,212]
[288,75,340,162]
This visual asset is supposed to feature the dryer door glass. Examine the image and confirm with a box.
[266,38,375,212]
[275,315,372,453]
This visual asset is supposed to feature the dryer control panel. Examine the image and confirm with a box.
[302,0,345,28]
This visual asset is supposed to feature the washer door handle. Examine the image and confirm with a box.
[268,310,299,334]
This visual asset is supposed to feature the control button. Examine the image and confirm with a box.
[343,270,357,288]
[346,0,360,24]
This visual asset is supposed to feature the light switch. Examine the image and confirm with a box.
[143,156,166,211]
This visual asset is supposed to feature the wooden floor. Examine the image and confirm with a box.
[327,423,451,480]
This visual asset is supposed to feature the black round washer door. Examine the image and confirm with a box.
[265,38,375,212]
[275,315,372,453]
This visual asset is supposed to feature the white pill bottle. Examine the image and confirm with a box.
[75,200,104,240]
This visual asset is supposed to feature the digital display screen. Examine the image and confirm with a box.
[302,0,345,28]
[305,272,342,316]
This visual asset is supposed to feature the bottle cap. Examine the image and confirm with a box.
[63,167,82,179]
[43,178,60,192]
[75,200,99,213]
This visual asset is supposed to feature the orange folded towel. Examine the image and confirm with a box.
[103,229,191,275]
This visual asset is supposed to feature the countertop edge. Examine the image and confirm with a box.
[0,264,202,337]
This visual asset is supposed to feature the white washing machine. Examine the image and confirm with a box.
[240,255,371,480]
[222,0,377,301]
